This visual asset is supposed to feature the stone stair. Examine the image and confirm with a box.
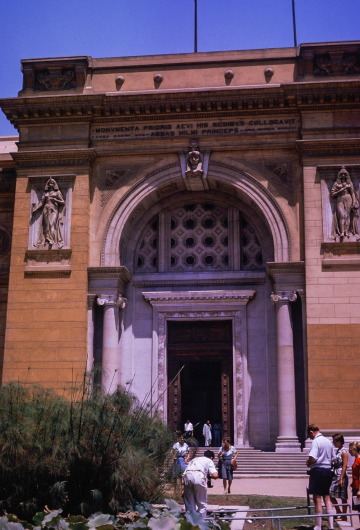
[195,447,309,476]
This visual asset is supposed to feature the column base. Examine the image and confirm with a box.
[275,436,302,452]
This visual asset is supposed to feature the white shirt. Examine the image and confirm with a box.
[184,422,193,432]
[308,433,334,468]
[183,456,217,481]
[172,441,189,458]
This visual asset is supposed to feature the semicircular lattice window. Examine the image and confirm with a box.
[134,202,264,272]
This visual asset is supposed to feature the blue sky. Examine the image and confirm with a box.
[1,0,359,136]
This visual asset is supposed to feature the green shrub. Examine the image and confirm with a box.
[0,382,173,519]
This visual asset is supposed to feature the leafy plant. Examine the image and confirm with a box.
[0,383,173,520]
[0,503,231,530]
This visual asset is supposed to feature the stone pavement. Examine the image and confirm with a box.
[208,475,309,498]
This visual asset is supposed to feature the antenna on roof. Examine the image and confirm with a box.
[292,0,298,47]
[194,0,198,53]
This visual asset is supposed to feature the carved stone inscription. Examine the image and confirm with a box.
[91,117,299,140]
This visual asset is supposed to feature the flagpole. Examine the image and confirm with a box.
[194,0,198,53]
[292,0,297,47]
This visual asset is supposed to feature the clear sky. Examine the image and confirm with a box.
[1,0,359,136]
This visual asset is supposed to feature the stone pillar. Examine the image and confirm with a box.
[271,291,301,452]
[87,295,95,375]
[97,294,127,393]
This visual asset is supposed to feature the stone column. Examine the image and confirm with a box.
[87,295,96,375]
[271,291,301,452]
[97,294,127,393]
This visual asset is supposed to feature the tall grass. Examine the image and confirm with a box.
[0,382,173,520]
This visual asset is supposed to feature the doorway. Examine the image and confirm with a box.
[167,320,233,442]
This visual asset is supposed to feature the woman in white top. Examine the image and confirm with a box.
[171,434,189,477]
[218,437,238,494]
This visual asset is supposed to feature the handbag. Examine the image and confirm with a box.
[231,459,237,471]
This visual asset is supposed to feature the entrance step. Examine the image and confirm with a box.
[195,447,309,476]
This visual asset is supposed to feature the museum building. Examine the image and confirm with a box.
[1,40,360,451]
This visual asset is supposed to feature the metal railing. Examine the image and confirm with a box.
[206,504,357,530]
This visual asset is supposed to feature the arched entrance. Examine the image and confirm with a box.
[167,320,233,442]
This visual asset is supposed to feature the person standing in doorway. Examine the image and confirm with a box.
[214,422,222,447]
[306,424,336,530]
[184,419,194,438]
[202,420,212,447]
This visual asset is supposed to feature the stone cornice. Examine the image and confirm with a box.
[1,78,360,128]
[266,261,305,287]
[12,149,96,169]
[296,139,360,158]
[143,290,255,304]
[267,261,305,274]
[88,266,131,294]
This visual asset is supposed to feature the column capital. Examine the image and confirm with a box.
[96,294,127,308]
[271,291,297,303]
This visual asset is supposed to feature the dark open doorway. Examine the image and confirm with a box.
[167,320,233,442]
[181,360,222,439]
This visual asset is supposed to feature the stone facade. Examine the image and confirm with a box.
[1,41,360,450]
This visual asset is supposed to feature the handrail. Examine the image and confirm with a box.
[206,509,357,530]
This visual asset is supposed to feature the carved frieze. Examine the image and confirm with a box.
[20,57,89,94]
[35,69,76,91]
[314,52,360,76]
[298,43,360,79]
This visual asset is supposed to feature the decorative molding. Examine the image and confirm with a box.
[146,305,251,446]
[321,242,360,268]
[132,272,266,288]
[12,149,96,169]
[297,139,360,158]
[24,248,72,276]
[143,290,255,304]
[96,294,127,309]
[88,266,131,294]
[271,291,297,303]
[266,261,305,277]
[20,57,90,94]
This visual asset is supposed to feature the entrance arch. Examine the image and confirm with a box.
[101,161,291,268]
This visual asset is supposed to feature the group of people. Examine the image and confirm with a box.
[307,423,360,530]
[184,418,222,447]
[172,421,360,522]
[170,431,238,518]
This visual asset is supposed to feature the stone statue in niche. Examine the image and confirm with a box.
[31,177,66,249]
[185,141,203,178]
[330,166,359,240]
